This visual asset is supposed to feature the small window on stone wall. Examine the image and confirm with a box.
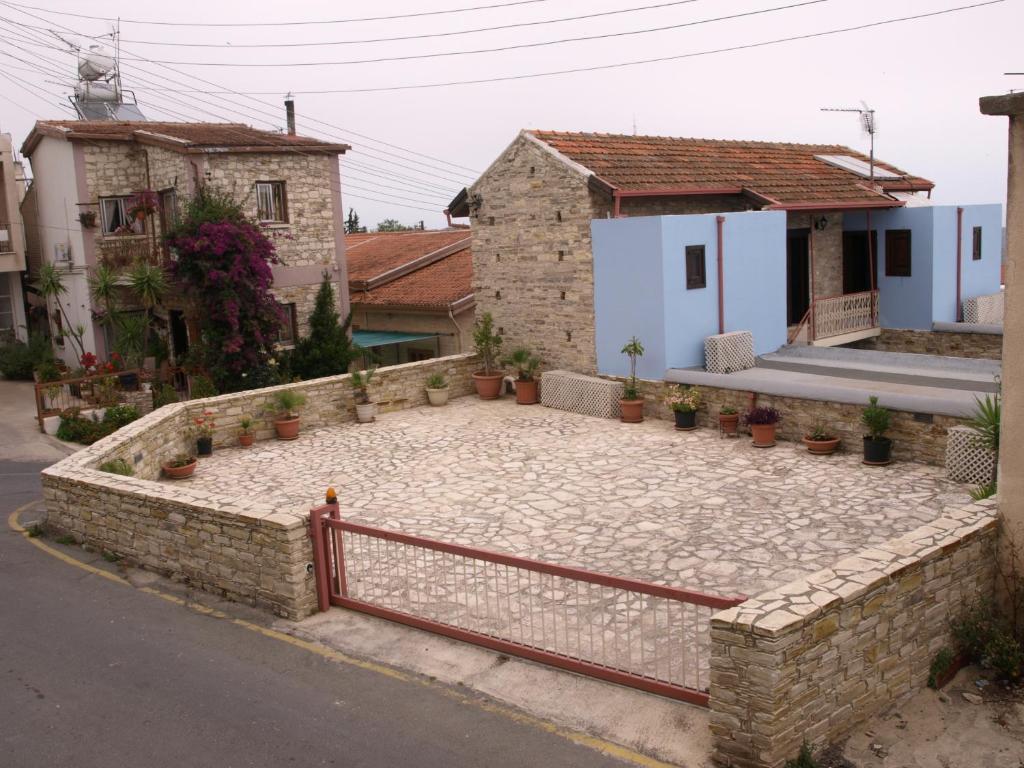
[973,226,982,261]
[556,210,562,222]
[488,216,495,226]
[685,245,707,290]
[885,229,912,277]
[558,250,565,261]
[277,302,298,346]
[255,181,287,224]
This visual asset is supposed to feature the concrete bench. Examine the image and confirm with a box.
[541,370,624,419]
[945,425,996,486]
[704,330,755,374]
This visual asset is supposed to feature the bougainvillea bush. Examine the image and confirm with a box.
[166,188,284,392]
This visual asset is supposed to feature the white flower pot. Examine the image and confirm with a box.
[355,402,377,423]
[43,414,61,435]
[426,387,449,406]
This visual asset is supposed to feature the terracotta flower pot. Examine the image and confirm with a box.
[472,372,504,400]
[239,433,254,447]
[719,413,739,436]
[162,459,197,479]
[620,398,644,423]
[750,423,777,447]
[515,378,538,405]
[803,436,840,455]
[274,416,300,440]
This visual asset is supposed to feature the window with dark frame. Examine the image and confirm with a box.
[277,302,298,346]
[973,226,982,261]
[100,196,144,235]
[255,181,288,223]
[685,244,707,290]
[885,229,912,277]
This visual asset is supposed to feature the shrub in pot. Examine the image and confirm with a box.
[718,405,740,436]
[861,395,893,465]
[665,385,701,430]
[352,367,377,423]
[745,406,780,447]
[191,410,215,456]
[425,373,449,406]
[238,414,255,447]
[619,336,645,423]
[503,347,541,405]
[471,312,504,399]
[803,422,840,455]
[162,453,197,479]
[269,389,307,440]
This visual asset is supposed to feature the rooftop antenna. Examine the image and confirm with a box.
[821,102,876,186]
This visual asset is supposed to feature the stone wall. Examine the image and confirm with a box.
[40,354,479,619]
[623,377,965,466]
[788,212,844,300]
[709,499,997,768]
[850,327,1003,359]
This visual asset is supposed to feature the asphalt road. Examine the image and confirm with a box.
[0,459,631,768]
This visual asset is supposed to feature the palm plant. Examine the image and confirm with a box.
[351,367,376,404]
[36,263,86,358]
[127,261,168,364]
[620,336,644,400]
[969,388,1001,493]
[270,389,307,419]
[502,347,541,381]
[88,263,120,330]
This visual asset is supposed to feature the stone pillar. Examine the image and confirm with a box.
[980,93,1024,564]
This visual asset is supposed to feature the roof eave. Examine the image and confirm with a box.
[766,200,907,212]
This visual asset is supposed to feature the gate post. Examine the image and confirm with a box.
[309,505,331,613]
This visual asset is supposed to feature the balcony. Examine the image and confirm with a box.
[96,235,167,269]
[0,220,25,273]
[788,290,880,347]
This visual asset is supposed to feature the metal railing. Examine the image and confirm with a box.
[34,368,141,429]
[0,220,13,253]
[310,503,746,706]
[96,235,164,268]
[812,289,878,340]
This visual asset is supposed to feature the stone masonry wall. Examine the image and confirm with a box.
[623,377,965,466]
[40,354,479,620]
[709,499,997,768]
[850,328,1003,360]
[789,212,844,300]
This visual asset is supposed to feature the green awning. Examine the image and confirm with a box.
[353,330,438,348]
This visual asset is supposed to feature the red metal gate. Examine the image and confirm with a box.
[310,502,745,707]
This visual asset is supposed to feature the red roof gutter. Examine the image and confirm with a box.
[765,200,905,212]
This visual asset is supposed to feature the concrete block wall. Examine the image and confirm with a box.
[709,499,997,768]
[40,354,479,619]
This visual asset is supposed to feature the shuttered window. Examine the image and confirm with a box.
[973,226,982,261]
[885,229,912,277]
[685,245,706,290]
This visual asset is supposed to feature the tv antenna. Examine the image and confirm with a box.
[821,102,876,186]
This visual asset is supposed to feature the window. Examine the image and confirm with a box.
[973,226,983,261]
[885,229,912,277]
[255,181,287,223]
[52,310,64,347]
[277,302,298,346]
[159,189,178,230]
[685,245,707,290]
[0,277,13,334]
[100,196,144,235]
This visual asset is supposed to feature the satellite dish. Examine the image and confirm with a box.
[78,46,115,82]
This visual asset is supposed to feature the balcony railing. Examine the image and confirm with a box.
[812,290,879,340]
[96,235,166,268]
[0,220,13,253]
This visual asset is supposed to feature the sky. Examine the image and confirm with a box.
[0,0,1018,230]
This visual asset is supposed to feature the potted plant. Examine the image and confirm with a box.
[78,210,97,229]
[238,414,255,447]
[665,385,701,430]
[351,367,377,423]
[162,453,197,479]
[269,389,307,440]
[803,423,841,455]
[718,405,740,436]
[619,336,645,423]
[471,312,504,399]
[503,347,541,405]
[191,410,215,456]
[126,189,159,221]
[425,373,449,406]
[861,395,893,465]
[745,406,780,447]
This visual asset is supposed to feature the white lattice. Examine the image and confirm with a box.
[704,331,755,374]
[541,370,624,419]
[946,426,996,486]
[813,291,877,339]
[962,292,1004,325]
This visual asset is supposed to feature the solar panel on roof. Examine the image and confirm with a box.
[814,154,901,180]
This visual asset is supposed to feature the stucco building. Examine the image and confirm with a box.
[0,133,28,343]
[20,120,350,367]
[448,131,998,374]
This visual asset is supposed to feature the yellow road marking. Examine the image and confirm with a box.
[8,501,677,768]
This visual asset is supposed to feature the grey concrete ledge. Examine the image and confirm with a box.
[931,321,1003,335]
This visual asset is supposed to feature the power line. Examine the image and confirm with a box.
[111,1,699,48]
[112,1,829,68]
[0,0,556,27]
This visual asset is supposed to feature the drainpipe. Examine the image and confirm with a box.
[867,209,877,326]
[613,190,622,218]
[447,305,463,353]
[956,206,964,321]
[444,208,452,227]
[808,217,816,342]
[716,215,725,334]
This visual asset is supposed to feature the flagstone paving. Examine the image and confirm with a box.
[172,396,968,598]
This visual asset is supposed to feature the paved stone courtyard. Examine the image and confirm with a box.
[170,396,968,599]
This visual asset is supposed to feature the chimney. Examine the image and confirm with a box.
[285,95,296,136]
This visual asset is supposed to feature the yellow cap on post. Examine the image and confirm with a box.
[325,486,338,504]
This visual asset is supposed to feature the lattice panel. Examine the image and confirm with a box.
[704,331,755,374]
[541,370,624,419]
[946,426,996,486]
[813,291,877,339]
[962,292,1004,325]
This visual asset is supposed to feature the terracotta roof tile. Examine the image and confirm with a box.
[345,229,471,282]
[528,130,932,206]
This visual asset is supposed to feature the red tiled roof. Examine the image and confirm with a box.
[346,230,473,310]
[527,130,933,206]
[22,120,348,156]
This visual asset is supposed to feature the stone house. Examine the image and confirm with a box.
[345,228,474,365]
[20,120,350,368]
[448,131,1000,374]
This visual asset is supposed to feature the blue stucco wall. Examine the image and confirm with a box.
[593,211,786,378]
[937,204,1002,322]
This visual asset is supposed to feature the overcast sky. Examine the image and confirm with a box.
[0,0,1018,229]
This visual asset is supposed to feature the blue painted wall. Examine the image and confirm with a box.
[593,211,787,378]
[936,204,1002,322]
